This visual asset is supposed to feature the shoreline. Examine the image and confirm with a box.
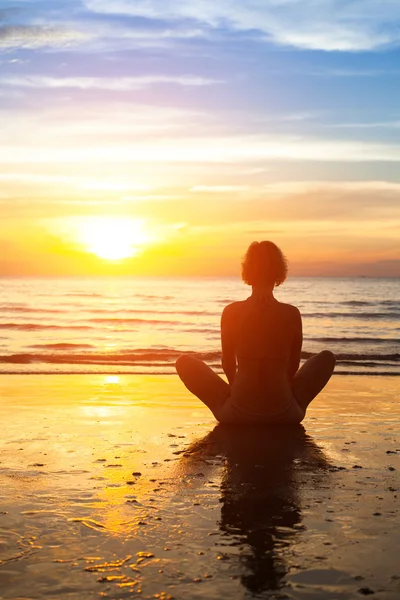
[1,369,399,376]
[0,374,399,599]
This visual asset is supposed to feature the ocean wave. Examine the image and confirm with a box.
[216,298,236,304]
[0,367,398,377]
[302,351,399,361]
[0,323,92,331]
[303,312,400,320]
[0,320,217,332]
[65,292,104,297]
[306,336,400,344]
[184,327,218,334]
[87,308,218,316]
[88,317,178,325]
[1,349,398,366]
[337,300,400,309]
[335,360,397,368]
[0,306,64,313]
[0,349,219,365]
[135,294,174,300]
[334,371,400,376]
[339,300,372,306]
[29,343,95,350]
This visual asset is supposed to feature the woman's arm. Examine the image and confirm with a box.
[221,304,237,385]
[288,307,303,380]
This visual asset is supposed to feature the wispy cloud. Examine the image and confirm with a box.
[174,181,400,228]
[84,0,400,51]
[304,68,400,78]
[0,104,212,146]
[259,180,400,195]
[325,120,400,130]
[0,25,91,49]
[3,74,221,90]
[191,185,249,192]
[2,134,400,164]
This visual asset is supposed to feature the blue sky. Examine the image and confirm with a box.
[1,0,400,276]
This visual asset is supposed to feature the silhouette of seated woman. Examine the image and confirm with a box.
[176,241,335,424]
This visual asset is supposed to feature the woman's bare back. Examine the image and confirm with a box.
[222,297,302,414]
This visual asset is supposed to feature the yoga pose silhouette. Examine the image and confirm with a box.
[176,241,335,424]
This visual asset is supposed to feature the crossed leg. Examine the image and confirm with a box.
[291,350,336,415]
[176,351,335,422]
[175,355,230,419]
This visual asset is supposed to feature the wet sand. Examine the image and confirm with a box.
[0,374,399,599]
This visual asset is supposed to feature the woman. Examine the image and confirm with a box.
[176,241,335,424]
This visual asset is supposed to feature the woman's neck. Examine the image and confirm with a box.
[250,284,275,302]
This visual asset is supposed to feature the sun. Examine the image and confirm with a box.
[76,217,154,261]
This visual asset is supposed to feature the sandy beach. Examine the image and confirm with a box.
[0,374,399,599]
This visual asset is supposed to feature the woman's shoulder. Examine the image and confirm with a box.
[221,300,246,319]
[276,301,301,319]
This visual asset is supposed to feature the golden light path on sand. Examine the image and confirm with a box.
[0,374,399,599]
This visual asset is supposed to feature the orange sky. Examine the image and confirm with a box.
[1,181,399,277]
[1,2,400,277]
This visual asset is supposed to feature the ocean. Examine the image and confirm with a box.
[0,277,399,376]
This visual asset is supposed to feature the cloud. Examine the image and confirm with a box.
[326,120,400,130]
[251,181,400,222]
[2,134,400,164]
[186,181,400,224]
[84,0,400,51]
[145,181,400,228]
[92,21,207,49]
[2,1,400,55]
[0,3,210,54]
[191,185,249,192]
[0,25,91,49]
[4,1,399,56]
[3,176,400,227]
[0,104,212,147]
[3,74,221,90]
[259,180,400,195]
[305,68,400,78]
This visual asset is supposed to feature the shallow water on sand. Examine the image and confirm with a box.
[0,375,399,599]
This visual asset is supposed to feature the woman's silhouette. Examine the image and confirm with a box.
[176,241,335,423]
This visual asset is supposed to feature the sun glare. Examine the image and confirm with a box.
[76,217,154,261]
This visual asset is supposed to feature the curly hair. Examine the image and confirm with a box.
[241,241,288,287]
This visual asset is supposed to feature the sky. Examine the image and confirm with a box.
[1,0,400,277]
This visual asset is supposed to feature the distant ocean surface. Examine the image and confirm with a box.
[0,277,399,376]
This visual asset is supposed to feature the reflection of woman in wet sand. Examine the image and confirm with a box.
[180,424,331,595]
[176,241,335,424]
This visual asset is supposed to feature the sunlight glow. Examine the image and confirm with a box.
[76,217,155,260]
[104,375,121,385]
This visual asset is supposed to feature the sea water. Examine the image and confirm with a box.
[0,277,398,375]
